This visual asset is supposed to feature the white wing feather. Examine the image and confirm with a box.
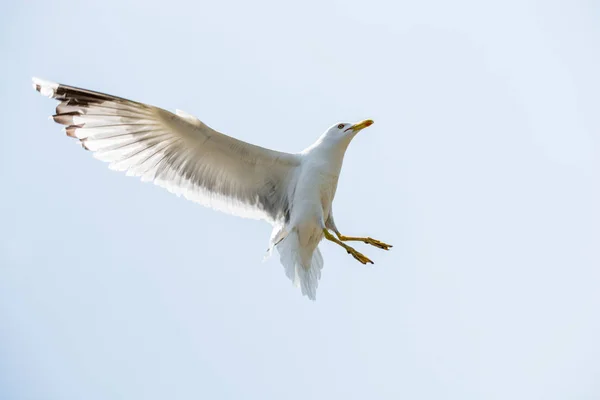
[33,78,300,223]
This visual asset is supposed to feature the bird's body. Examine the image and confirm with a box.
[272,146,345,296]
[292,144,344,247]
[33,77,391,300]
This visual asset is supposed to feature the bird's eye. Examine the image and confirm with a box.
[337,124,345,129]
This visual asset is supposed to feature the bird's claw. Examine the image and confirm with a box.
[363,237,393,250]
[346,248,374,265]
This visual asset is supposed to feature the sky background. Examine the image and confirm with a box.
[1,0,599,399]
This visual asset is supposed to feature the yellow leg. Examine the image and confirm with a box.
[323,229,374,265]
[336,234,393,250]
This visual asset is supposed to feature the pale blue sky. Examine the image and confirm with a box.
[1,0,599,399]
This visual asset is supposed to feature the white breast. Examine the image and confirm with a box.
[290,148,344,226]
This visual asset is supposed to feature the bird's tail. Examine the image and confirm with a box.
[276,229,323,301]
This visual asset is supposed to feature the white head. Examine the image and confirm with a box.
[310,119,374,153]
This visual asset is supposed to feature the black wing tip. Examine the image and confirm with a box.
[52,111,82,125]
[65,125,84,138]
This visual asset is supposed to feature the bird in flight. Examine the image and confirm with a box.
[32,77,392,300]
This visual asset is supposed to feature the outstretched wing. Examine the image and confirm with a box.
[33,77,300,223]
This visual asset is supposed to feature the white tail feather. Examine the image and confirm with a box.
[276,230,323,300]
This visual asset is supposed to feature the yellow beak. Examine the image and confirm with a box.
[346,119,374,132]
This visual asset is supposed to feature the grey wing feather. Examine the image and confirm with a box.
[33,77,300,223]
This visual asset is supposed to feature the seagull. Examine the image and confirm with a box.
[32,77,392,300]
